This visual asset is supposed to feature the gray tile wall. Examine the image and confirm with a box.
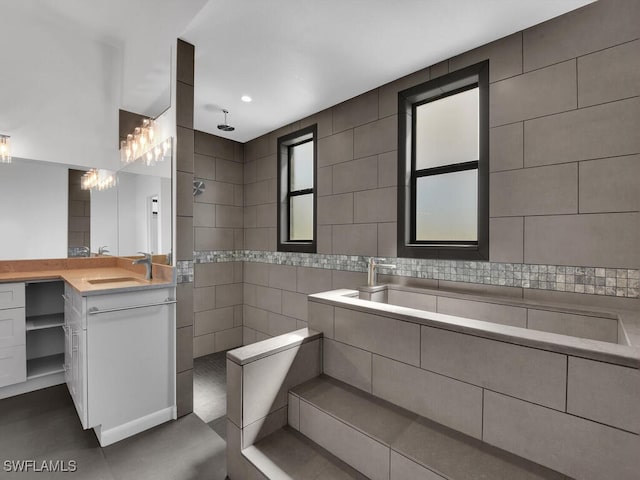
[244,0,640,278]
[175,38,195,417]
[236,0,638,347]
[179,2,639,353]
[191,130,244,358]
[241,259,366,344]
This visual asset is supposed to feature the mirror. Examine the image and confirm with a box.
[0,143,172,261]
[91,144,172,257]
[0,158,70,260]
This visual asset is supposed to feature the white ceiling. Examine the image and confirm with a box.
[182,0,595,142]
[0,0,594,160]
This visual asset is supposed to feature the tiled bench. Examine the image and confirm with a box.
[285,375,567,480]
[243,427,368,479]
[239,374,568,480]
[226,328,570,479]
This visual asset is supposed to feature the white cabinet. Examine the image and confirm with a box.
[64,285,176,446]
[0,282,25,310]
[0,345,26,388]
[0,306,25,348]
[0,283,25,388]
[63,284,86,427]
[1,281,66,396]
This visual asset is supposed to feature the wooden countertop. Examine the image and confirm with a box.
[0,257,175,295]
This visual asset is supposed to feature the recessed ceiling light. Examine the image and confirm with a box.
[241,95,252,103]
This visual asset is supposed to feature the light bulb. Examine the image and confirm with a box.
[0,136,11,163]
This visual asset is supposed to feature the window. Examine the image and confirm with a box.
[277,124,317,252]
[397,61,488,259]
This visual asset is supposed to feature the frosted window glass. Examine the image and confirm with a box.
[415,88,479,170]
[290,141,313,191]
[290,194,313,240]
[416,169,477,241]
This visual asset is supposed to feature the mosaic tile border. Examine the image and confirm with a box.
[191,250,639,298]
[176,260,194,284]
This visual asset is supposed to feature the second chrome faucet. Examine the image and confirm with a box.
[133,252,153,280]
[367,257,396,286]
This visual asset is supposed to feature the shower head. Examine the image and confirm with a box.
[217,109,235,132]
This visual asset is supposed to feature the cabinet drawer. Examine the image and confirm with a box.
[0,307,25,348]
[0,283,25,310]
[0,345,26,388]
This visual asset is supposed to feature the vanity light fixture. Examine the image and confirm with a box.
[81,168,117,191]
[120,118,170,166]
[0,135,11,163]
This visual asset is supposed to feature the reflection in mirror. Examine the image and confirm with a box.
[68,169,91,256]
[0,139,172,261]
[0,159,68,260]
[115,171,171,256]
[92,139,172,259]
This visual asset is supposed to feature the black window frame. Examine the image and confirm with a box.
[277,124,317,253]
[397,60,489,260]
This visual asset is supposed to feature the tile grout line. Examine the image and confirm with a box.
[565,357,569,413]
[481,388,485,440]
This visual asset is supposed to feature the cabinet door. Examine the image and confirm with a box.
[74,328,87,429]
[0,283,25,310]
[0,307,25,348]
[71,327,80,399]
[0,345,26,388]
[63,325,72,389]
[87,302,174,429]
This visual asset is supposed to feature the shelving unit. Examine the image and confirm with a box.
[25,280,65,383]
[26,353,65,379]
[26,313,65,331]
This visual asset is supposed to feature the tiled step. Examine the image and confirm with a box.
[288,375,569,480]
[243,426,369,480]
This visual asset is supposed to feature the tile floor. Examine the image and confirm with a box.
[193,351,227,440]
[0,351,230,480]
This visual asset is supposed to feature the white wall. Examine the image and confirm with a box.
[159,176,172,254]
[0,3,121,170]
[0,2,202,171]
[0,161,68,260]
[117,172,171,256]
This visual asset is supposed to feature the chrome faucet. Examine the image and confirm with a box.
[133,252,153,280]
[98,246,110,256]
[367,257,396,286]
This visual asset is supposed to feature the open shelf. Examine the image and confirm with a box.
[26,353,64,380]
[26,313,64,331]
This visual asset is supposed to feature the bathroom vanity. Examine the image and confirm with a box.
[0,257,176,446]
